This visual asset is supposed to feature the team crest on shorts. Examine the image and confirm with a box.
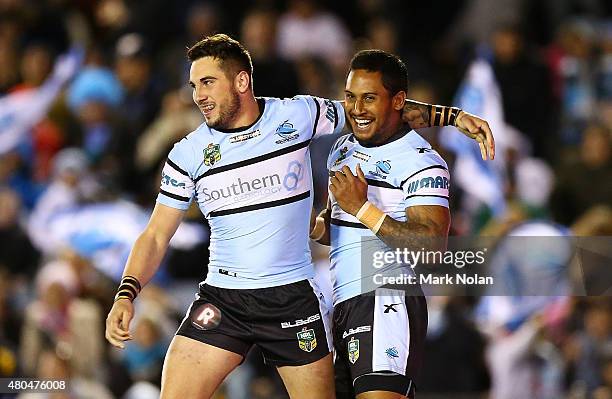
[297,327,317,352]
[348,337,359,364]
[203,143,221,166]
[191,303,222,330]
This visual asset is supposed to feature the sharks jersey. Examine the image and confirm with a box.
[327,130,450,305]
[157,96,345,289]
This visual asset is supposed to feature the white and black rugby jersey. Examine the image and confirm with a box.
[157,96,345,289]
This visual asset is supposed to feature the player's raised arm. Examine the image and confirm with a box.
[105,203,185,349]
[402,99,495,160]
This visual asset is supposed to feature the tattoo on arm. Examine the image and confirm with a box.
[402,99,432,129]
[375,205,450,251]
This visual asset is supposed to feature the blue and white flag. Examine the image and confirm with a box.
[46,200,149,281]
[440,59,507,216]
[0,47,83,154]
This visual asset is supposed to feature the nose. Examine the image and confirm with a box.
[353,99,364,114]
[194,85,207,102]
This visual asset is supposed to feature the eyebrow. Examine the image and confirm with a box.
[188,76,218,85]
[344,90,378,96]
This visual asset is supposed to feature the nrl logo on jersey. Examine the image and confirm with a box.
[333,146,349,166]
[297,327,317,352]
[203,143,221,166]
[348,337,359,364]
[368,160,391,179]
[275,120,299,144]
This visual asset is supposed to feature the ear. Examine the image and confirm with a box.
[235,71,250,94]
[392,91,406,111]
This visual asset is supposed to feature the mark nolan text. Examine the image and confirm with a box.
[373,273,494,285]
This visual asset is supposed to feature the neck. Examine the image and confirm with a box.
[358,123,408,148]
[230,94,260,129]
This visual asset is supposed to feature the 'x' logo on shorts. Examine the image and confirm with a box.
[383,303,402,313]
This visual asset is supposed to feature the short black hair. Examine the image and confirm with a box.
[187,34,253,80]
[349,50,408,95]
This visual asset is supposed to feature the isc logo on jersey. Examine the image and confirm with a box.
[161,171,186,188]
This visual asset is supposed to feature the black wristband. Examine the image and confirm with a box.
[114,276,142,302]
[449,107,462,126]
[433,106,442,126]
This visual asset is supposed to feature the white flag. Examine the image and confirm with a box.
[0,47,83,154]
[440,59,507,216]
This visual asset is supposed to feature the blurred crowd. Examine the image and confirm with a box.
[0,0,611,398]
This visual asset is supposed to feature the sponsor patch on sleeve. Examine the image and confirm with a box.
[401,166,450,199]
[159,159,195,203]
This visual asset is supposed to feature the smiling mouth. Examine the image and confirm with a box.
[353,118,373,130]
[200,103,215,115]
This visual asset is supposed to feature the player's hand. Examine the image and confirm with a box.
[454,111,495,160]
[329,164,368,216]
[105,298,134,349]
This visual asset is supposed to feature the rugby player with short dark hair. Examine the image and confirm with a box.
[313,50,453,399]
[105,34,493,399]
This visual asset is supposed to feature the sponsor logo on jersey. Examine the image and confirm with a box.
[229,129,261,144]
[275,120,299,144]
[200,161,304,203]
[161,171,186,188]
[297,327,317,352]
[191,303,222,330]
[352,150,371,162]
[384,303,402,313]
[405,176,449,194]
[202,174,283,202]
[283,161,304,191]
[203,143,221,166]
[281,314,321,329]
[342,325,371,339]
[416,147,432,153]
[368,160,391,179]
[333,146,349,166]
[348,337,360,364]
[385,347,399,358]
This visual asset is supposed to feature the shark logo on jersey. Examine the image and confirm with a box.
[203,143,221,166]
[385,347,399,358]
[275,120,299,144]
[368,160,391,179]
[333,146,349,166]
